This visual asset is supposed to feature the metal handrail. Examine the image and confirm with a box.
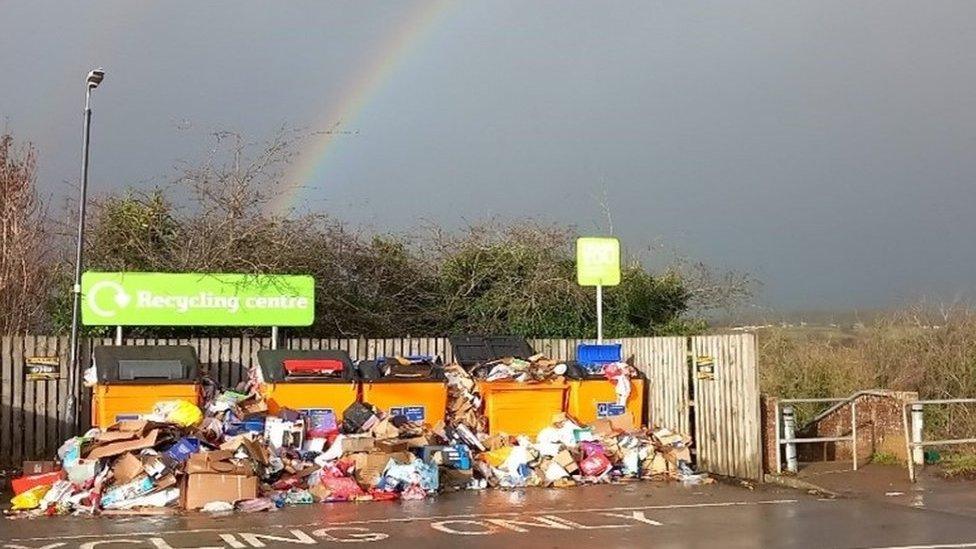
[774,392,880,475]
[902,398,976,482]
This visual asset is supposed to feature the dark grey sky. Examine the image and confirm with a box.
[3,1,975,311]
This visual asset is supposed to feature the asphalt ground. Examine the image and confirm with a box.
[2,481,976,548]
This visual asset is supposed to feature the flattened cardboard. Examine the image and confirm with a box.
[368,419,400,440]
[95,431,140,443]
[235,396,268,418]
[182,474,258,510]
[375,439,409,453]
[112,420,150,432]
[220,436,270,466]
[341,435,376,454]
[589,419,614,436]
[609,414,636,433]
[88,430,160,460]
[112,453,144,484]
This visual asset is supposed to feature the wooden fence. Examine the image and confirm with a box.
[0,334,760,479]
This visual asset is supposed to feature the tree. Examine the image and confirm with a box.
[0,133,54,334]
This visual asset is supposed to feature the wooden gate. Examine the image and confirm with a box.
[691,333,762,480]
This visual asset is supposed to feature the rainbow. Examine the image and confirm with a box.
[273,0,455,215]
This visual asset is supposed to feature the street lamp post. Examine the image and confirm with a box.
[67,68,105,428]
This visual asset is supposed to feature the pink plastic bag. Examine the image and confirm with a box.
[580,441,605,457]
[321,476,365,501]
[579,453,612,477]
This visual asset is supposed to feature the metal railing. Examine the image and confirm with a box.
[902,398,976,482]
[775,396,860,475]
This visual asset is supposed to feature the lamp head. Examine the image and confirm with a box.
[86,68,105,89]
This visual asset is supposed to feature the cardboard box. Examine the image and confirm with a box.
[554,450,580,474]
[647,452,669,475]
[186,451,252,475]
[22,460,58,475]
[351,451,412,487]
[663,446,691,465]
[182,474,257,510]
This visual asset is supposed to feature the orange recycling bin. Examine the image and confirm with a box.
[477,379,569,436]
[357,357,447,427]
[256,349,359,418]
[565,343,645,426]
[567,376,645,426]
[92,384,200,427]
[90,345,201,427]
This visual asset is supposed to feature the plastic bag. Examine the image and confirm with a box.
[482,447,513,468]
[382,460,439,493]
[11,485,50,510]
[58,436,84,468]
[579,453,612,477]
[152,400,203,427]
[284,489,314,505]
[320,476,365,501]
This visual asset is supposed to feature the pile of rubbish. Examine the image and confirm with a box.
[468,354,569,382]
[5,355,704,518]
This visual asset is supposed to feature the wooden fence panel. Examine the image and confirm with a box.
[691,333,761,480]
[1,333,760,476]
[1,336,13,466]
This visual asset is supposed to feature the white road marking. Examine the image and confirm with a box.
[4,499,798,542]
[871,541,976,549]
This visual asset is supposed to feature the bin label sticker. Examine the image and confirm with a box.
[390,406,426,422]
[596,403,626,417]
[301,408,337,434]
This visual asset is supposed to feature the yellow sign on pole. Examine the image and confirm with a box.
[576,237,621,286]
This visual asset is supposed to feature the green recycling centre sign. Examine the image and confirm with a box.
[81,272,315,326]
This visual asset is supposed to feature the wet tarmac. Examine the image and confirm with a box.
[2,481,976,548]
[796,461,976,519]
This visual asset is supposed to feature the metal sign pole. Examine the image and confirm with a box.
[271,326,279,350]
[596,284,603,344]
[115,326,122,345]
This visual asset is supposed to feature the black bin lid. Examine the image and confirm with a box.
[93,345,199,384]
[448,335,535,367]
[257,349,356,383]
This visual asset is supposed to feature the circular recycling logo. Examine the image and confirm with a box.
[86,280,132,317]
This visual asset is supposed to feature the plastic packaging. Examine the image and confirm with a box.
[10,485,51,510]
[152,400,203,427]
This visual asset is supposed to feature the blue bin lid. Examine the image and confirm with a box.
[576,343,622,364]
